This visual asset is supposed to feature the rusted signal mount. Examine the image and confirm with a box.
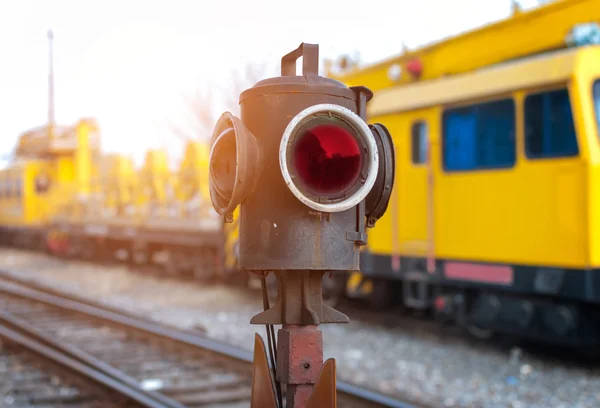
[208,42,395,408]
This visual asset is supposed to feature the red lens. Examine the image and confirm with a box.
[292,123,363,196]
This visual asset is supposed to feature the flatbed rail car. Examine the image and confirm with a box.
[47,141,227,280]
[51,210,224,278]
[339,42,600,346]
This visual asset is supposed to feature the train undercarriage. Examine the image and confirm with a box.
[351,252,600,348]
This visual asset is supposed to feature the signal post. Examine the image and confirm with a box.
[208,43,395,408]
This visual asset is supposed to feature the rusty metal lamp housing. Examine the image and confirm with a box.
[207,41,396,279]
[221,44,390,273]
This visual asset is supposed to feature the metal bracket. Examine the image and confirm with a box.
[346,201,367,245]
[250,334,278,408]
[308,211,331,222]
[350,86,374,120]
[250,271,349,325]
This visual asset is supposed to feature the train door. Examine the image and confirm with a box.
[348,109,437,310]
[399,110,436,310]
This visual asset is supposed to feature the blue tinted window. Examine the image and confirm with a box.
[594,80,600,137]
[443,99,516,171]
[525,88,578,159]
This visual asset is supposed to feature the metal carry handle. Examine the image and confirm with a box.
[281,43,319,77]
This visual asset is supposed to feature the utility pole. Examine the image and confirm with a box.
[48,29,55,140]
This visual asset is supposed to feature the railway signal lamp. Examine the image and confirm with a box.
[208,43,395,408]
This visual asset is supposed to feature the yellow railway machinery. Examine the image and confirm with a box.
[0,119,100,252]
[330,0,600,346]
[100,153,139,217]
[51,152,141,261]
[176,141,211,207]
[133,145,223,279]
[51,144,223,280]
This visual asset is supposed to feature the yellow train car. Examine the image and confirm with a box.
[0,161,49,248]
[342,43,600,345]
[326,0,600,346]
[0,120,100,250]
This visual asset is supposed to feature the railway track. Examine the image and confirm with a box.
[0,269,419,408]
[0,321,164,407]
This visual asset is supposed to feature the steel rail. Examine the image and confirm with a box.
[0,271,420,408]
[0,310,186,408]
[0,322,171,408]
[0,268,208,334]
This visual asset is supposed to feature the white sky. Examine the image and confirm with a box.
[0,0,543,166]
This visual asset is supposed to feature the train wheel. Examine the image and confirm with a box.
[192,249,216,282]
[79,240,96,261]
[163,253,179,276]
[132,249,149,265]
[369,279,394,311]
[467,323,494,340]
[66,238,81,259]
[192,262,211,281]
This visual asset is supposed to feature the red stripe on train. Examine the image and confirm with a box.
[444,262,514,285]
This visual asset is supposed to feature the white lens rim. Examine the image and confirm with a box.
[279,103,379,213]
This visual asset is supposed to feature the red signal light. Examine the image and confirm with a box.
[292,123,363,197]
[406,58,423,79]
[280,104,379,213]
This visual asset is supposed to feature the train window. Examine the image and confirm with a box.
[15,178,22,197]
[6,179,12,197]
[35,174,51,194]
[443,98,516,171]
[594,80,600,138]
[525,88,578,159]
[411,121,428,165]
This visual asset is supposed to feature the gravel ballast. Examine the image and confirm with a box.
[0,248,598,408]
